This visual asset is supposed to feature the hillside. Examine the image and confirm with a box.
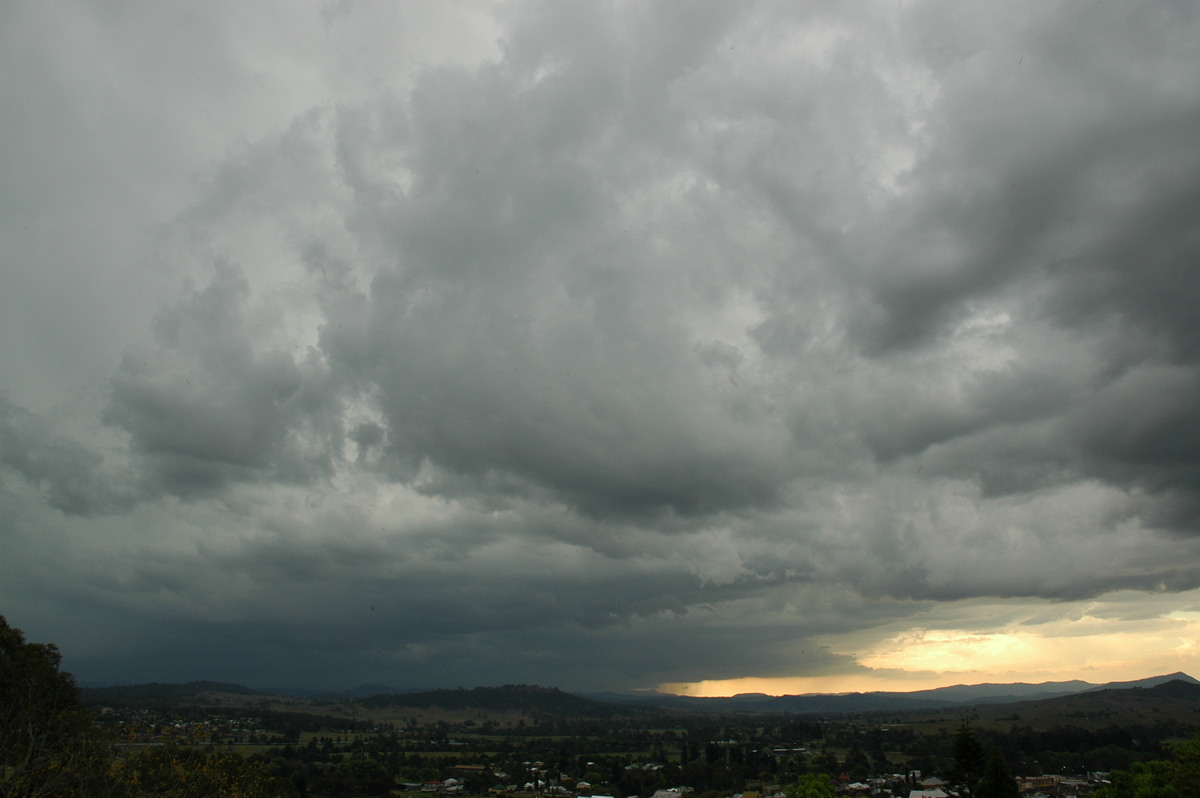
[615,673,1200,715]
[82,680,259,707]
[359,684,638,718]
[966,678,1200,729]
[79,673,1200,729]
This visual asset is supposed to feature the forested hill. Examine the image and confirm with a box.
[970,677,1200,725]
[1143,678,1200,699]
[605,672,1200,715]
[78,674,1200,722]
[81,680,258,706]
[359,684,638,718]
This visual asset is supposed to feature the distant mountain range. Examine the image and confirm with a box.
[81,680,260,703]
[594,672,1200,714]
[359,684,642,717]
[80,671,1199,717]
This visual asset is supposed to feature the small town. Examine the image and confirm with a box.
[73,679,1197,798]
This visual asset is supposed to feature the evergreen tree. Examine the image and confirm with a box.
[952,719,985,796]
[973,748,1019,798]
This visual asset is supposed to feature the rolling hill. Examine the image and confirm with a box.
[80,672,1200,724]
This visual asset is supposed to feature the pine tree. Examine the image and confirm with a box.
[951,719,985,796]
[973,748,1019,798]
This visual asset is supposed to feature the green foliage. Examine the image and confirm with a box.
[0,615,297,797]
[10,612,1200,798]
[811,749,839,775]
[952,719,986,794]
[0,614,112,797]
[1097,734,1200,798]
[783,773,837,798]
[973,748,1019,798]
[1101,761,1177,798]
[113,744,295,797]
[326,756,392,795]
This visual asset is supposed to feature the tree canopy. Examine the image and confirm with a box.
[784,773,837,798]
[1097,734,1200,798]
[0,615,292,797]
[973,748,1019,798]
[951,719,986,796]
[0,615,110,796]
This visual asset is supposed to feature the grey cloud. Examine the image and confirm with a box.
[1046,119,1200,359]
[0,395,134,515]
[841,7,1200,357]
[796,2,1200,525]
[919,421,1077,498]
[46,532,873,690]
[7,0,1200,692]
[62,612,851,692]
[104,263,339,495]
[317,29,800,517]
[453,623,856,691]
[1068,364,1200,526]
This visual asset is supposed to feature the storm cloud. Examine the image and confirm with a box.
[3,0,1200,692]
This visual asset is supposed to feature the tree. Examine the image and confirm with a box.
[1097,733,1200,798]
[952,719,985,796]
[812,749,840,775]
[113,743,294,797]
[1097,759,1177,798]
[784,773,837,798]
[327,757,392,795]
[973,748,1019,798]
[0,615,298,797]
[0,614,111,797]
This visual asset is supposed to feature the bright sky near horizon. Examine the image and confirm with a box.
[2,1,1200,694]
[662,590,1200,695]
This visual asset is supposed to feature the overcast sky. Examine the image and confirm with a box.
[3,0,1200,695]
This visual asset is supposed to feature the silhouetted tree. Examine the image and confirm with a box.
[973,748,1019,798]
[0,615,111,797]
[952,719,986,796]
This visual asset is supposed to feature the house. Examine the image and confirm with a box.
[908,790,949,798]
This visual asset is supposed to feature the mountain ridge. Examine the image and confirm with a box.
[620,672,1199,713]
[79,672,1198,716]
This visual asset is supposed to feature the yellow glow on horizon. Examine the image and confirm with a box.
[661,673,954,697]
[659,592,1200,697]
